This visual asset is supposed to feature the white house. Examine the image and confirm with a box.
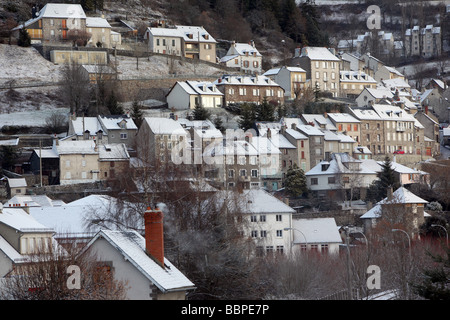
[355,87,394,108]
[84,207,195,299]
[220,40,262,75]
[289,217,342,255]
[166,81,223,110]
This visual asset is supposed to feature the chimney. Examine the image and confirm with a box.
[425,105,429,114]
[144,207,165,268]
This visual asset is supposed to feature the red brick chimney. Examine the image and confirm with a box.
[144,207,164,268]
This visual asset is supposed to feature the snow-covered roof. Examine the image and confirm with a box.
[32,147,59,159]
[205,140,258,157]
[87,229,195,293]
[143,117,187,135]
[175,25,216,43]
[301,114,336,130]
[291,218,342,244]
[360,187,428,219]
[371,104,416,122]
[263,66,306,76]
[56,140,98,155]
[7,178,27,188]
[175,81,223,96]
[99,115,138,131]
[285,128,308,140]
[381,78,411,90]
[5,195,65,208]
[384,66,404,77]
[349,107,382,120]
[306,153,376,176]
[146,27,182,37]
[300,47,341,61]
[0,207,54,233]
[219,189,295,214]
[296,124,325,136]
[70,117,103,136]
[214,75,281,87]
[98,143,130,161]
[326,113,360,124]
[229,42,262,57]
[362,88,394,100]
[277,135,296,149]
[86,17,111,28]
[339,71,377,83]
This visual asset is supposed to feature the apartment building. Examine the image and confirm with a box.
[214,74,285,106]
[263,66,307,100]
[293,47,341,97]
[339,70,377,99]
[326,113,361,144]
[405,25,442,58]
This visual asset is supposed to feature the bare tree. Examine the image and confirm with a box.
[59,62,92,116]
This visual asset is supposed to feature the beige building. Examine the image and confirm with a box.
[56,139,99,185]
[405,25,442,58]
[145,27,184,56]
[86,17,115,48]
[50,50,107,64]
[220,41,263,75]
[326,113,361,145]
[293,47,341,98]
[264,66,307,100]
[339,70,377,99]
[166,81,223,110]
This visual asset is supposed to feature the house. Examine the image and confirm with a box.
[98,143,130,180]
[55,139,99,185]
[374,66,405,83]
[339,52,365,72]
[355,87,394,108]
[289,217,342,255]
[219,40,262,75]
[281,127,310,172]
[339,70,377,99]
[203,139,260,190]
[420,88,450,123]
[214,74,285,106]
[166,81,223,110]
[263,66,307,100]
[6,178,27,198]
[293,46,341,97]
[425,79,448,94]
[4,195,65,208]
[136,117,188,166]
[0,204,56,278]
[12,3,87,44]
[218,189,295,256]
[176,25,217,62]
[67,114,138,150]
[84,207,195,299]
[326,112,361,144]
[80,64,117,83]
[86,17,117,48]
[360,53,385,77]
[295,124,325,168]
[362,159,430,186]
[360,186,428,238]
[144,27,183,56]
[305,153,378,200]
[414,108,440,148]
[251,136,282,191]
[29,145,60,185]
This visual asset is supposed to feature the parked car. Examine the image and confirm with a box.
[393,150,405,154]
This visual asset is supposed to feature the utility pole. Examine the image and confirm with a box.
[345,226,353,300]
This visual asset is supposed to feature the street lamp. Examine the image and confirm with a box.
[392,228,411,262]
[284,227,308,248]
[431,224,449,247]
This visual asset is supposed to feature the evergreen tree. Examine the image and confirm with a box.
[413,247,450,300]
[106,92,123,115]
[192,103,210,121]
[130,100,144,128]
[378,156,399,196]
[284,164,308,198]
[237,103,257,131]
[213,115,225,133]
[256,97,276,122]
[17,28,31,47]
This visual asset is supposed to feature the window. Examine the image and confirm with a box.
[260,230,267,238]
[321,244,329,253]
[328,177,336,184]
[156,39,160,46]
[260,215,266,222]
[251,230,258,238]
[239,169,246,177]
[65,160,71,168]
[276,246,284,254]
[311,178,318,185]
[251,169,258,177]
[342,176,350,183]
[276,230,283,237]
[81,171,87,179]
[82,160,86,167]
[251,215,257,222]
[276,214,282,222]
[228,169,235,178]
[120,133,127,139]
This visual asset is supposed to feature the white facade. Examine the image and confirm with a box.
[220,41,262,75]
[166,81,223,110]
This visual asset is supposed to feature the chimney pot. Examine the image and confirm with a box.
[144,207,165,268]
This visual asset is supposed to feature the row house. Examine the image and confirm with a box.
[251,136,282,191]
[263,66,307,100]
[219,40,262,75]
[67,114,138,150]
[326,112,361,144]
[166,81,223,110]
[145,25,217,63]
[281,127,310,173]
[374,66,405,83]
[405,25,442,58]
[339,70,377,99]
[214,75,285,106]
[293,46,341,98]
